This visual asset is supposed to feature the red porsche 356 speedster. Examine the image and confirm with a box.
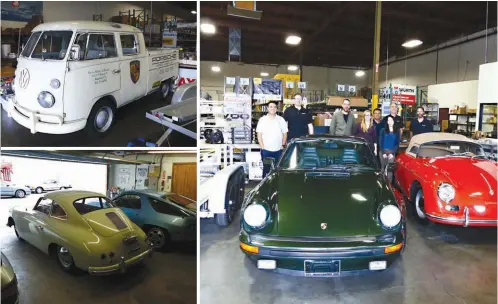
[395,133,497,227]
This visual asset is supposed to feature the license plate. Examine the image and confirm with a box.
[304,260,340,277]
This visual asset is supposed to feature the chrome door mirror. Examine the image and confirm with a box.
[69,45,81,60]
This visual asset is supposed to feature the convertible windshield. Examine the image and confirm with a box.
[73,196,115,215]
[417,141,485,158]
[279,139,378,170]
[22,31,73,60]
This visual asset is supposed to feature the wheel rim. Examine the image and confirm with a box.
[17,191,25,198]
[57,246,74,268]
[36,188,42,194]
[161,83,169,98]
[415,190,426,219]
[94,106,113,132]
[147,228,166,248]
[227,184,237,221]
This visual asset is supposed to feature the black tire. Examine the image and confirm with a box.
[216,176,240,227]
[159,80,172,100]
[14,225,23,241]
[55,245,79,274]
[84,99,116,137]
[413,188,429,224]
[146,227,171,251]
[15,190,26,198]
[35,187,43,194]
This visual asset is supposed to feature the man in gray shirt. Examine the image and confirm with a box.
[329,98,354,136]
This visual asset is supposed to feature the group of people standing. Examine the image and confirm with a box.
[256,95,433,178]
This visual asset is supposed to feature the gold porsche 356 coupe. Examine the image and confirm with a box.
[7,190,152,275]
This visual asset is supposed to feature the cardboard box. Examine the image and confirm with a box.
[456,106,467,114]
[314,114,329,126]
[327,96,368,108]
[467,108,476,114]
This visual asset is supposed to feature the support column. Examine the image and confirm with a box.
[371,1,382,111]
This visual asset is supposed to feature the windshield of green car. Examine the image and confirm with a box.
[159,193,196,212]
[279,139,378,170]
[21,31,73,60]
[417,141,485,158]
[73,196,116,215]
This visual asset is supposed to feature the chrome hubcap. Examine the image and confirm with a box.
[58,246,73,268]
[18,191,25,198]
[94,106,113,132]
[415,190,426,219]
[161,83,169,97]
[36,188,42,194]
[147,228,166,248]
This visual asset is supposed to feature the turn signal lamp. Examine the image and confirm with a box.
[240,242,259,254]
[384,243,403,254]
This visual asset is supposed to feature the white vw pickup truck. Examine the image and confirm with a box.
[1,21,179,135]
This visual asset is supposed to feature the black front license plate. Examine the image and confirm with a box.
[304,260,340,277]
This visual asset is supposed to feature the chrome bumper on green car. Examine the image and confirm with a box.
[88,249,152,275]
[239,229,405,277]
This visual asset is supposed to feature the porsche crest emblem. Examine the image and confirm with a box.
[130,60,140,84]
[321,223,327,230]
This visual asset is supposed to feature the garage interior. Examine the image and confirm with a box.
[199,1,497,304]
[1,149,197,304]
[0,1,197,147]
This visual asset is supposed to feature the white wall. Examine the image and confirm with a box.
[476,62,498,131]
[107,153,196,192]
[201,33,497,99]
[1,156,107,194]
[428,80,479,110]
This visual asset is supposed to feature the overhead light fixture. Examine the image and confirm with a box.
[287,65,298,71]
[355,71,365,77]
[211,66,221,72]
[285,35,302,45]
[402,39,423,48]
[191,10,197,15]
[201,23,216,34]
[260,72,269,77]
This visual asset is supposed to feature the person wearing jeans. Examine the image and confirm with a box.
[256,101,288,178]
[379,116,400,183]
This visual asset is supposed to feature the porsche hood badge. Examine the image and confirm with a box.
[321,223,327,230]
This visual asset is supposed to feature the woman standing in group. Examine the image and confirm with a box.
[353,110,377,156]
[379,116,400,182]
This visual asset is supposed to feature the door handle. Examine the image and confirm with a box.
[112,69,121,74]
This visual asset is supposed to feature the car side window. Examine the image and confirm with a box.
[149,198,185,217]
[120,34,139,55]
[51,201,67,220]
[73,33,88,60]
[409,146,419,155]
[73,197,115,215]
[119,195,141,209]
[34,198,52,215]
[85,34,117,60]
[113,197,128,208]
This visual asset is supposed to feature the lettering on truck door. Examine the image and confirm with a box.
[118,33,147,105]
[64,32,121,122]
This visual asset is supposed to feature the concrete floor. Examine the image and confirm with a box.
[1,94,196,147]
[0,194,196,304]
[200,183,497,304]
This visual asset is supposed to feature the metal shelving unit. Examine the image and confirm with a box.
[449,113,476,136]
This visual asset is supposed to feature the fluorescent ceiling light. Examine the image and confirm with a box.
[191,10,197,14]
[402,39,423,48]
[287,65,299,71]
[285,35,301,45]
[201,23,216,34]
[260,72,269,77]
[355,71,365,77]
[211,66,221,72]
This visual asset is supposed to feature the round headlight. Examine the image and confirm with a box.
[50,79,61,89]
[243,204,267,228]
[38,91,55,108]
[379,205,401,228]
[438,183,455,203]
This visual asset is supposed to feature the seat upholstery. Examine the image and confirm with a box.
[301,147,321,168]
[341,148,359,164]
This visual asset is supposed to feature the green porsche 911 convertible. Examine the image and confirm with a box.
[239,136,406,277]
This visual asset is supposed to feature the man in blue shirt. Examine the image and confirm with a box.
[373,108,385,138]
[410,107,433,137]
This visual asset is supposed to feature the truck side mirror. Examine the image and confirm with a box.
[263,157,275,170]
[69,45,81,60]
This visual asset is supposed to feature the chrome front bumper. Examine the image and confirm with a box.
[426,207,498,227]
[88,248,153,275]
[1,93,86,134]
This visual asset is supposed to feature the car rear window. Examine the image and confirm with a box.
[73,196,115,215]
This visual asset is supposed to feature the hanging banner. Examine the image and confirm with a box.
[391,84,416,105]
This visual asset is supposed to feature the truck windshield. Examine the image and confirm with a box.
[22,31,73,60]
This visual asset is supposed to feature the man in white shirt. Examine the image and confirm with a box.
[256,101,288,178]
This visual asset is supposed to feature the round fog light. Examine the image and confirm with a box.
[50,79,61,89]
